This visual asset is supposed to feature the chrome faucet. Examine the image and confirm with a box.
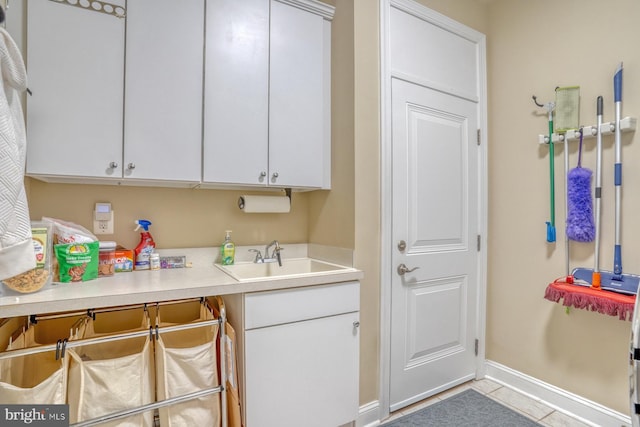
[264,240,283,266]
[249,241,283,266]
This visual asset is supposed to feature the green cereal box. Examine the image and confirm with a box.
[54,242,99,283]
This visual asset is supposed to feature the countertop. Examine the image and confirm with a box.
[0,246,363,318]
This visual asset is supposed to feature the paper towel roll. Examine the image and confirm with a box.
[238,195,291,213]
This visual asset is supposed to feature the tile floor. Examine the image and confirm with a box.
[383,379,594,427]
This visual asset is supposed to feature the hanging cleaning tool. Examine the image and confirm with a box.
[572,97,604,287]
[602,62,640,294]
[592,96,604,289]
[556,86,581,276]
[533,95,556,242]
[572,64,640,294]
[566,129,595,242]
[555,86,580,134]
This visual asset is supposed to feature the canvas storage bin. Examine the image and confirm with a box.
[155,300,221,427]
[0,314,83,405]
[67,307,154,427]
[207,297,243,427]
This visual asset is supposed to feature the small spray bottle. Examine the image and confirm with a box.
[134,220,156,270]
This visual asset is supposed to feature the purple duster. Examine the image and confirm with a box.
[566,166,595,242]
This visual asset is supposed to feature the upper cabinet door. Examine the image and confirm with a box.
[26,0,125,178]
[268,0,327,189]
[124,0,204,183]
[202,0,270,185]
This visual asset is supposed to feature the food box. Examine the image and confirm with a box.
[114,246,134,272]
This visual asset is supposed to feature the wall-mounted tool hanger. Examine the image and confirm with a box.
[537,117,637,145]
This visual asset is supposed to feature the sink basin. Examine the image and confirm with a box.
[216,258,351,282]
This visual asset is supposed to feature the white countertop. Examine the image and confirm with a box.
[0,247,363,318]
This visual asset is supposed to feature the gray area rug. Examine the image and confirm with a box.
[381,389,542,426]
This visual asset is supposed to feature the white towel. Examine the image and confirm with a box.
[0,27,34,281]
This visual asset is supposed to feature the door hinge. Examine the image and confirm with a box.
[477,235,481,252]
[477,129,481,146]
[475,339,479,356]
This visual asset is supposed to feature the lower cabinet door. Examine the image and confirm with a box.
[244,312,359,427]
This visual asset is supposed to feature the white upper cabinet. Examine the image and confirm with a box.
[26,0,333,189]
[26,0,203,185]
[202,0,270,186]
[124,0,204,183]
[203,0,333,189]
[268,0,331,189]
[26,0,125,179]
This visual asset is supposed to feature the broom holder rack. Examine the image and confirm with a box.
[538,116,637,145]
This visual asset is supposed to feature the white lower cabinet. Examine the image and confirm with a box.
[226,281,360,427]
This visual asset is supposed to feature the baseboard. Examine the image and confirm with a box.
[485,360,632,427]
[359,361,632,427]
[356,400,381,427]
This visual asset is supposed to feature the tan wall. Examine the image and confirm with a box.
[487,0,640,413]
[353,0,381,405]
[308,0,355,250]
[26,180,310,250]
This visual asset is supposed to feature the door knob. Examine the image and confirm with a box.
[397,264,419,276]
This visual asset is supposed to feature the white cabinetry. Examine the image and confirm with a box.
[26,0,125,179]
[26,0,204,185]
[226,281,360,427]
[203,0,333,189]
[26,0,332,189]
[202,0,270,186]
[123,0,204,183]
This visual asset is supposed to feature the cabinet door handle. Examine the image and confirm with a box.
[260,171,267,178]
[272,172,279,179]
[109,161,118,169]
[127,163,136,170]
[353,321,360,328]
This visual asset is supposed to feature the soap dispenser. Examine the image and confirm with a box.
[221,230,235,265]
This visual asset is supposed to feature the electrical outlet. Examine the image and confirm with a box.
[93,216,114,234]
[93,202,114,234]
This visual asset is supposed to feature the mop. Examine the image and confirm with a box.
[571,64,640,294]
[600,63,640,294]
[545,65,640,317]
[547,96,635,319]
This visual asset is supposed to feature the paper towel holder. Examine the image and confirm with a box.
[237,188,292,210]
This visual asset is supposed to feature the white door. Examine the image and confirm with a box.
[386,1,485,412]
[390,76,480,410]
